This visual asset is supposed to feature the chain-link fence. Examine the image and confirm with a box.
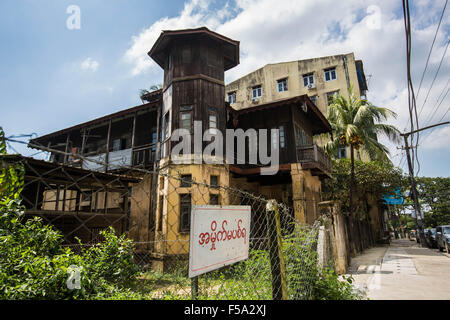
[2,137,324,300]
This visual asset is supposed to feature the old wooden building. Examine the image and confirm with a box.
[25,27,333,269]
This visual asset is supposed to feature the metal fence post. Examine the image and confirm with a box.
[266,199,287,300]
[191,276,199,300]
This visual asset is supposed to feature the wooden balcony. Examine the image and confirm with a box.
[132,144,156,168]
[296,144,332,177]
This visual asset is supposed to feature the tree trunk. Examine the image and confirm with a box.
[350,144,363,253]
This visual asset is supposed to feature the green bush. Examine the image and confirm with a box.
[81,227,140,288]
[312,267,363,300]
[0,208,85,299]
[0,213,143,299]
[283,224,363,300]
[0,127,143,300]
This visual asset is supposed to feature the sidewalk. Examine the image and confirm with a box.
[347,239,450,300]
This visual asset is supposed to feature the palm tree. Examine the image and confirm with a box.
[323,86,400,251]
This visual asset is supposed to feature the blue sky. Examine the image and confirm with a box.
[1,0,449,177]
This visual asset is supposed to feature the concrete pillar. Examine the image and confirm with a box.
[290,163,306,224]
[317,225,327,268]
[331,202,349,274]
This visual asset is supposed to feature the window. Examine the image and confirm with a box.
[111,138,128,152]
[180,111,192,132]
[112,139,121,152]
[294,125,311,147]
[303,73,315,87]
[209,114,217,129]
[279,125,286,149]
[324,68,337,82]
[80,190,92,207]
[277,78,288,92]
[210,194,219,205]
[326,91,339,105]
[337,147,347,159]
[210,175,219,188]
[208,108,218,135]
[179,194,191,232]
[180,174,192,187]
[152,131,157,151]
[157,196,164,232]
[228,92,236,104]
[252,85,262,100]
[163,112,170,139]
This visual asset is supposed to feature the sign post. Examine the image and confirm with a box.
[188,205,251,279]
[266,200,287,300]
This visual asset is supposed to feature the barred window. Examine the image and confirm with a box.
[210,175,219,188]
[210,193,219,205]
[180,174,192,187]
[180,194,191,232]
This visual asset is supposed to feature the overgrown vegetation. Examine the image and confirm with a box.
[322,158,405,214]
[1,126,363,300]
[0,127,142,300]
[415,177,450,227]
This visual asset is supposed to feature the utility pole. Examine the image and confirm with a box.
[401,121,449,247]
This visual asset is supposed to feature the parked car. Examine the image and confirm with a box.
[426,228,437,248]
[409,230,416,241]
[436,225,450,253]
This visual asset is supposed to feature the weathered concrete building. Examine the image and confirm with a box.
[225,54,369,160]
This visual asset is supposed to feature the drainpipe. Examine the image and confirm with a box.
[342,56,351,96]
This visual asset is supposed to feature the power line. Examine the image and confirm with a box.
[420,107,450,144]
[422,81,450,127]
[417,39,450,124]
[415,0,448,103]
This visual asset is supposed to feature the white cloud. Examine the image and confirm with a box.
[123,0,450,162]
[420,125,450,150]
[81,57,99,72]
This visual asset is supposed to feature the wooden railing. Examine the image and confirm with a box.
[132,144,156,167]
[296,144,332,176]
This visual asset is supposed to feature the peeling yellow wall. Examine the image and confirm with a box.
[154,161,231,255]
[290,163,322,225]
[149,159,324,257]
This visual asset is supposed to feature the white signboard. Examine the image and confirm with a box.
[189,205,251,278]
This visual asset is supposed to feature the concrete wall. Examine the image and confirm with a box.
[226,53,363,115]
[153,161,231,256]
[226,54,372,162]
[129,174,153,251]
[290,163,322,224]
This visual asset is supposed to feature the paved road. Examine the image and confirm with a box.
[347,239,450,299]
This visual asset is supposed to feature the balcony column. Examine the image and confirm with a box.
[63,134,70,164]
[290,163,306,224]
[104,119,112,173]
[131,112,137,149]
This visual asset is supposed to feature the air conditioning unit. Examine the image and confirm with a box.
[252,97,259,103]
[307,83,316,89]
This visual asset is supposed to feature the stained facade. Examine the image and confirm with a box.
[25,27,336,268]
